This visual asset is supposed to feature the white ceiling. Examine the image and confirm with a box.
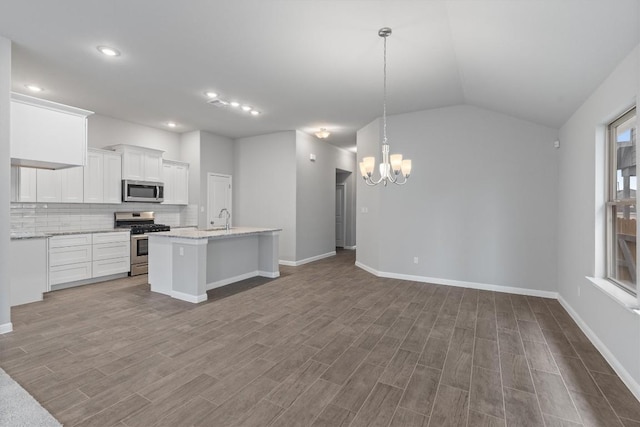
[0,1,638,150]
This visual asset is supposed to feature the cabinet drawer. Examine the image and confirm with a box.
[93,232,130,244]
[93,258,130,278]
[49,234,92,248]
[93,242,130,261]
[50,262,92,285]
[49,245,92,267]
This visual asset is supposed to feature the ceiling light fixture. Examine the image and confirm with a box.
[230,101,240,108]
[97,46,121,57]
[167,122,177,128]
[25,84,43,92]
[250,110,260,116]
[205,91,218,98]
[359,27,412,186]
[241,105,252,112]
[315,128,331,139]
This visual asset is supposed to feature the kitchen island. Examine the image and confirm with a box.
[147,227,281,303]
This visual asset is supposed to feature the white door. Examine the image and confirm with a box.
[207,173,232,228]
[336,183,346,248]
[60,167,84,203]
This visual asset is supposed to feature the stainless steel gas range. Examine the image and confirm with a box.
[114,212,170,276]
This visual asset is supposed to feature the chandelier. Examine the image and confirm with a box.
[359,27,412,186]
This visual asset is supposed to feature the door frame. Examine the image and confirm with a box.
[336,182,347,248]
[207,173,232,228]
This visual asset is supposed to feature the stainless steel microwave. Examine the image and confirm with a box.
[122,180,164,203]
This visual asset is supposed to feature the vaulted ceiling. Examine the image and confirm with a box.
[0,0,638,149]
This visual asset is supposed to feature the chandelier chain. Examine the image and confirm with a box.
[382,34,388,145]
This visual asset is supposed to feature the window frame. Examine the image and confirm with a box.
[606,106,637,296]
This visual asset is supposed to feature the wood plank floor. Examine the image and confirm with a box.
[2,250,639,426]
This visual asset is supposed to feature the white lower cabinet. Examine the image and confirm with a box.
[49,231,130,288]
[49,234,92,286]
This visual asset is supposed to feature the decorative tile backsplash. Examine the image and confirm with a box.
[10,203,195,234]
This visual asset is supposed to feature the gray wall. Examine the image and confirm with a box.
[295,131,357,260]
[0,37,10,332]
[557,44,640,390]
[356,118,382,270]
[234,131,297,262]
[180,130,201,225]
[200,131,234,229]
[88,114,181,159]
[357,105,559,294]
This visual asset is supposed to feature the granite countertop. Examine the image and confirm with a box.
[148,227,281,240]
[10,226,199,240]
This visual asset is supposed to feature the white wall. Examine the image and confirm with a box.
[88,114,181,159]
[180,130,201,226]
[557,44,640,394]
[234,132,297,262]
[295,131,357,261]
[0,36,11,333]
[357,106,559,295]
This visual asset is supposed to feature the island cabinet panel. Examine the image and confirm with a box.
[11,92,93,169]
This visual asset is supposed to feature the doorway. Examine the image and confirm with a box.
[207,173,232,228]
[335,183,346,248]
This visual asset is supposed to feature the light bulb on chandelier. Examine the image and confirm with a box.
[359,27,412,186]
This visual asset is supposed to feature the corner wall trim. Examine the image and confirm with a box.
[0,322,14,334]
[354,261,558,299]
[280,251,336,267]
[558,295,640,401]
[170,291,208,304]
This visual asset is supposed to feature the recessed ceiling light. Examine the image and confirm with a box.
[25,84,43,92]
[167,122,177,128]
[205,91,218,98]
[250,110,260,116]
[97,46,121,57]
[241,105,252,112]
[230,101,240,108]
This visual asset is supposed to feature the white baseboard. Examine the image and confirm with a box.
[259,271,280,279]
[280,251,336,267]
[171,290,207,304]
[344,246,356,250]
[0,322,13,335]
[558,295,640,401]
[354,261,558,299]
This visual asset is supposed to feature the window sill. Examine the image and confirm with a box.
[585,276,640,314]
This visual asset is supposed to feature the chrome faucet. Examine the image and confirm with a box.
[218,208,231,231]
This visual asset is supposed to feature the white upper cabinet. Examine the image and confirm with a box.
[162,160,189,205]
[11,93,93,169]
[111,145,164,182]
[84,148,122,204]
[36,167,83,203]
[11,166,37,203]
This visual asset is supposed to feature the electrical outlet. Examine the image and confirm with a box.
[413,257,419,264]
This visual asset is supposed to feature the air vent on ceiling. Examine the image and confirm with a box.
[207,99,228,107]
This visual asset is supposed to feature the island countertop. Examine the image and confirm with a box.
[149,227,281,240]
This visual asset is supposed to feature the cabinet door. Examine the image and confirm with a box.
[12,167,37,203]
[60,167,84,203]
[84,150,104,203]
[162,163,175,204]
[174,164,189,205]
[122,148,145,181]
[36,169,61,202]
[144,151,163,181]
[103,153,122,204]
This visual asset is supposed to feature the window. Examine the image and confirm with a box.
[607,107,637,295]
